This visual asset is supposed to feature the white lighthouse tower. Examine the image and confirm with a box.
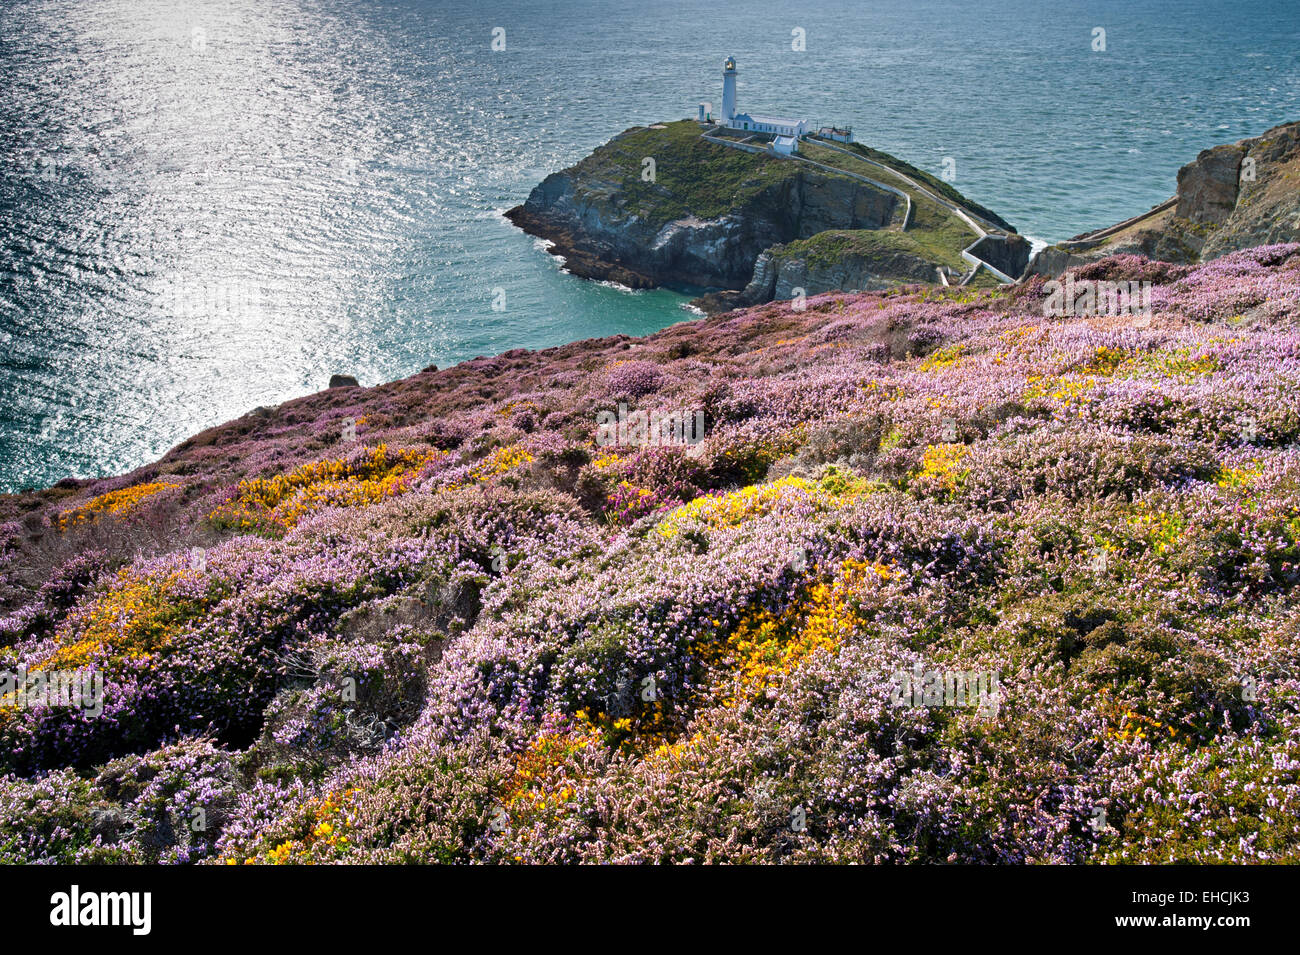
[708,56,811,145]
[721,56,738,121]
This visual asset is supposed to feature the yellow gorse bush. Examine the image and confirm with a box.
[1217,462,1265,490]
[705,558,893,707]
[1099,689,1176,744]
[1078,345,1128,376]
[491,722,602,844]
[1097,345,1221,381]
[1126,503,1187,555]
[655,468,875,538]
[919,344,966,372]
[57,481,178,530]
[38,568,204,672]
[915,443,969,495]
[656,476,812,537]
[1021,347,1219,418]
[856,378,906,402]
[497,399,539,418]
[209,444,442,533]
[493,559,893,842]
[1023,373,1101,412]
[454,445,534,487]
[233,789,359,865]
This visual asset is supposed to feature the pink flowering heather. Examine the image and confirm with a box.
[2,245,1299,863]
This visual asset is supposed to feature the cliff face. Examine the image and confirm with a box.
[692,234,949,313]
[1030,121,1300,276]
[752,244,941,297]
[506,124,901,289]
[1198,122,1300,256]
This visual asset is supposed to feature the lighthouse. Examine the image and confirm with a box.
[721,56,737,121]
[706,56,811,144]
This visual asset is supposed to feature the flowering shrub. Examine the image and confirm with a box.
[604,360,665,399]
[56,481,178,530]
[226,788,360,865]
[208,444,442,535]
[2,245,1300,862]
[592,447,707,525]
[0,738,237,863]
[655,467,872,537]
[699,558,893,705]
[910,443,969,497]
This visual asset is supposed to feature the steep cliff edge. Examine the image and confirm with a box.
[1029,120,1300,276]
[506,120,1021,305]
[506,120,902,290]
[692,229,961,313]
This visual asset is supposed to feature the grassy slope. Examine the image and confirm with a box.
[798,140,980,271]
[833,139,1012,230]
[770,227,966,273]
[4,246,1300,864]
[567,120,798,226]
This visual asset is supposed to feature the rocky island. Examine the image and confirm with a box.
[506,119,1030,311]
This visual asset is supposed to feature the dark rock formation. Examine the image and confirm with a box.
[967,234,1031,280]
[1176,142,1247,226]
[506,162,899,290]
[1029,121,1300,277]
[692,243,941,313]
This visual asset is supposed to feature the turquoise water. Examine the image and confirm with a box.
[1,0,1297,491]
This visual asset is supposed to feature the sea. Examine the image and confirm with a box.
[1,0,1297,491]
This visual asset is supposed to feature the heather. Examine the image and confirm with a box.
[1,245,1299,863]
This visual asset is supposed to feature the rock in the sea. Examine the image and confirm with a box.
[329,374,360,388]
[504,120,1013,309]
[507,151,898,290]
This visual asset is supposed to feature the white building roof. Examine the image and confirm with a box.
[733,112,808,127]
[774,135,796,146]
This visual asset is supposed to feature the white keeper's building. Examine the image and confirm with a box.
[715,56,812,141]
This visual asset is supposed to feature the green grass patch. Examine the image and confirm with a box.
[570,120,799,226]
[812,138,1012,230]
[770,228,966,273]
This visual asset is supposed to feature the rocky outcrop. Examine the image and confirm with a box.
[506,145,899,290]
[1029,121,1300,276]
[1176,142,1247,226]
[967,234,1031,281]
[1201,122,1300,257]
[692,244,942,313]
[508,120,1023,311]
